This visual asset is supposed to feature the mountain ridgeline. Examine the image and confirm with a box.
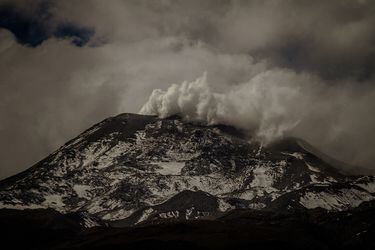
[1,113,375,249]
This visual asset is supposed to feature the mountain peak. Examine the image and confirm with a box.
[0,113,374,226]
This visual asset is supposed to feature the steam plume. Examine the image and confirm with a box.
[141,70,375,173]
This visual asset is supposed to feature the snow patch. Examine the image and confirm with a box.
[0,201,45,210]
[81,216,101,228]
[218,199,233,212]
[357,183,375,193]
[102,208,135,221]
[73,185,92,199]
[306,162,321,173]
[250,165,276,190]
[159,210,180,219]
[153,161,185,175]
[310,174,320,183]
[136,208,154,224]
[283,152,304,160]
[42,194,65,209]
[299,189,374,211]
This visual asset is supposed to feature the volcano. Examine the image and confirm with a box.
[1,113,375,249]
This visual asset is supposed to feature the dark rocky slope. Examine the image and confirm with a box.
[1,113,375,249]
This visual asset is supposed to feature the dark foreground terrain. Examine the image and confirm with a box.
[2,200,375,250]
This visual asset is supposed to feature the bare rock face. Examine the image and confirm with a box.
[0,113,374,226]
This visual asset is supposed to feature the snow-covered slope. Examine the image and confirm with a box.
[0,113,374,226]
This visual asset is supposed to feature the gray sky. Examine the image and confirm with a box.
[0,0,375,179]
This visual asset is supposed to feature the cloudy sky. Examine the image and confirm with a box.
[0,0,375,179]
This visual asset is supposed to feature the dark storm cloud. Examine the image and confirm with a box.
[0,0,375,179]
[0,1,94,46]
